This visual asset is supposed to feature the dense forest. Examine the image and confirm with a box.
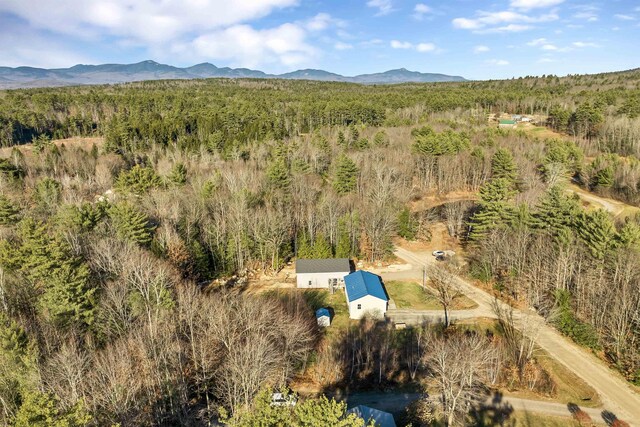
[0,70,640,426]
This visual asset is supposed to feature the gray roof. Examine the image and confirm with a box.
[295,258,351,274]
[347,405,396,427]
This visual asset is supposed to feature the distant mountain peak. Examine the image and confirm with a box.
[0,60,467,89]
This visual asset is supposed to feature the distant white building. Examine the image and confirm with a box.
[347,405,396,427]
[344,271,389,320]
[296,258,352,289]
[315,308,331,327]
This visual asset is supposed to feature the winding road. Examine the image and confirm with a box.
[388,246,640,426]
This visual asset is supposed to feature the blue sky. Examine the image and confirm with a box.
[0,0,638,79]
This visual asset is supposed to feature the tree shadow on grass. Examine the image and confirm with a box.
[468,391,515,427]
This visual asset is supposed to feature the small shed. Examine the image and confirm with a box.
[344,271,389,320]
[296,258,352,289]
[498,119,517,129]
[316,308,331,327]
[347,405,396,427]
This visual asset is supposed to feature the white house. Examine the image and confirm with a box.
[344,271,389,320]
[315,308,331,327]
[296,258,352,289]
[347,405,396,427]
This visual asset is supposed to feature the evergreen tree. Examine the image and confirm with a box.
[115,164,162,194]
[109,202,155,246]
[168,162,188,185]
[0,219,96,327]
[491,148,518,183]
[296,232,314,258]
[333,155,358,195]
[13,391,91,427]
[34,178,61,213]
[336,217,353,258]
[313,232,333,258]
[616,220,640,249]
[468,178,516,241]
[532,186,581,238]
[0,195,19,225]
[373,130,389,147]
[397,207,417,240]
[267,157,291,190]
[576,209,616,259]
[349,125,359,146]
[336,130,346,147]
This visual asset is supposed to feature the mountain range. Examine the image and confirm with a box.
[0,60,466,89]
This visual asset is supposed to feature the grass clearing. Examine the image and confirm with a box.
[506,348,602,408]
[509,411,600,427]
[386,280,442,310]
[385,280,478,310]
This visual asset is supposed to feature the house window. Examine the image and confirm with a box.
[308,280,312,286]
[357,304,362,310]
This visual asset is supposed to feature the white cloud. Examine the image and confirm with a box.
[474,45,490,53]
[541,44,558,50]
[390,40,412,49]
[0,0,299,44]
[413,3,433,20]
[572,41,599,48]
[0,0,322,70]
[416,42,436,52]
[334,41,353,50]
[306,13,333,31]
[527,37,548,46]
[367,0,394,16]
[614,14,636,21]
[390,40,437,52]
[572,5,599,22]
[485,59,510,66]
[476,24,534,33]
[452,10,558,33]
[537,57,555,63]
[176,23,317,69]
[510,0,564,10]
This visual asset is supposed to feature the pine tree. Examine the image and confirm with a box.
[336,220,352,259]
[168,162,188,185]
[0,219,96,327]
[349,125,359,146]
[491,148,518,183]
[13,391,91,427]
[109,202,155,246]
[398,207,417,240]
[296,233,314,258]
[576,209,616,259]
[333,155,358,195]
[616,220,640,249]
[336,130,346,147]
[115,164,162,194]
[313,232,333,258]
[532,186,581,238]
[373,130,389,147]
[267,157,291,190]
[0,195,19,225]
[468,178,516,241]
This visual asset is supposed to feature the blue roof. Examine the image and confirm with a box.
[315,308,330,318]
[344,271,388,302]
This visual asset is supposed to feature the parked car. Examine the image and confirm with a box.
[271,393,297,407]
[432,250,445,257]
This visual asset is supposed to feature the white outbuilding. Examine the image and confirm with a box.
[315,308,331,327]
[296,258,352,289]
[344,271,389,320]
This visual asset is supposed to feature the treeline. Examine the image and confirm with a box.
[1,70,639,149]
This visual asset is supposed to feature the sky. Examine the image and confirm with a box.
[0,0,638,80]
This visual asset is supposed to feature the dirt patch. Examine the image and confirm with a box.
[410,190,477,212]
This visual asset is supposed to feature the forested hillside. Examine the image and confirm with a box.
[1,70,640,425]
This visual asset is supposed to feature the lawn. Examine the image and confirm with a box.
[385,280,478,310]
[510,411,596,427]
[385,280,442,310]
